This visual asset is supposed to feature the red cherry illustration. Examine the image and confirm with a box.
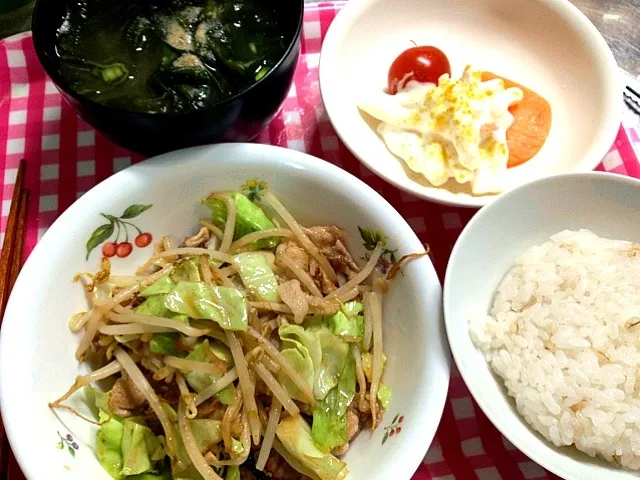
[102,242,117,258]
[116,242,133,258]
[389,430,395,437]
[135,232,153,248]
[396,427,402,434]
[399,416,404,423]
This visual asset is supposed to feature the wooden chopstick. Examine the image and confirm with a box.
[7,189,28,292]
[0,159,27,321]
[0,159,27,480]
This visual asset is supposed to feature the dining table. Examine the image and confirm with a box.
[0,1,639,480]
[569,0,640,78]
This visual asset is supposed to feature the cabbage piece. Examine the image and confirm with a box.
[233,252,280,302]
[135,295,189,323]
[272,441,321,480]
[277,324,350,402]
[280,325,322,370]
[85,385,110,414]
[277,325,322,402]
[162,418,228,478]
[170,258,202,283]
[341,302,363,316]
[278,347,315,403]
[120,418,165,476]
[164,416,233,477]
[185,339,235,405]
[149,332,185,357]
[312,354,356,453]
[325,301,364,341]
[164,281,248,331]
[377,383,392,410]
[361,351,387,383]
[189,419,222,453]
[140,274,175,297]
[275,416,347,480]
[202,192,279,249]
[96,411,125,480]
[209,341,233,364]
[159,404,218,479]
[88,387,126,479]
[313,328,350,401]
[225,466,241,480]
[90,390,171,479]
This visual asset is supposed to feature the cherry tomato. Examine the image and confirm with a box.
[388,46,451,94]
[102,241,117,258]
[116,242,133,258]
[135,232,153,248]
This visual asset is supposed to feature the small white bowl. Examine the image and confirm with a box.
[319,0,622,207]
[0,143,450,480]
[444,172,640,479]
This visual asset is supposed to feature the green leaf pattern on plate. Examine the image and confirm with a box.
[86,223,115,260]
[120,204,152,219]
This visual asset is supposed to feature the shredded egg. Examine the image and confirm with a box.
[358,66,523,194]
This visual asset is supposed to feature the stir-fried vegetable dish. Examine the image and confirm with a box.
[51,182,421,480]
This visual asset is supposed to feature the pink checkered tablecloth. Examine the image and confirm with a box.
[1,2,640,480]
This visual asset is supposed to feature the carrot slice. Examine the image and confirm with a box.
[481,72,552,168]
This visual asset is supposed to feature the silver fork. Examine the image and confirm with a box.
[624,85,640,116]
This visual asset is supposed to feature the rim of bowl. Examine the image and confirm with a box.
[0,143,451,480]
[443,171,640,479]
[31,0,304,118]
[318,0,623,208]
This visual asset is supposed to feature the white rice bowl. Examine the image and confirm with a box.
[470,229,640,470]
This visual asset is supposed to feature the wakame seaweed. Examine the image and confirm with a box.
[56,0,286,113]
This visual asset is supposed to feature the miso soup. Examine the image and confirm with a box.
[56,0,287,113]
